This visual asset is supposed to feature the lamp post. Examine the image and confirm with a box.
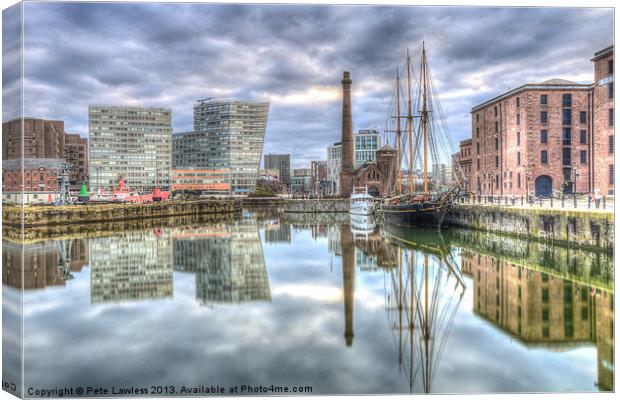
[573,165,580,194]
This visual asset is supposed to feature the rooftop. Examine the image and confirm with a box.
[3,158,65,171]
[591,45,613,62]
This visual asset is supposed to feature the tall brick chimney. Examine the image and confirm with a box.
[340,71,354,196]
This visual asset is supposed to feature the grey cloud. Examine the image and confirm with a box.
[12,3,614,168]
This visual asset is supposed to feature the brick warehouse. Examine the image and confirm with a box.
[459,45,614,197]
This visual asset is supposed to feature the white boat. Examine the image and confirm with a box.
[350,186,375,215]
[350,213,376,238]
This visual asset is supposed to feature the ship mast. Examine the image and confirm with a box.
[396,68,402,196]
[406,48,414,193]
[422,42,429,194]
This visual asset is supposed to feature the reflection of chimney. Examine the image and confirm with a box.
[340,225,355,346]
[340,71,354,196]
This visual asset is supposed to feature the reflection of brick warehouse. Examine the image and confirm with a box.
[2,239,88,290]
[172,220,270,305]
[90,230,173,303]
[463,250,614,391]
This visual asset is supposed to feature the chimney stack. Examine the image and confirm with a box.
[340,71,354,196]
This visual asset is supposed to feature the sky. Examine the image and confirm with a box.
[2,2,614,168]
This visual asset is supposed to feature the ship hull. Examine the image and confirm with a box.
[381,201,450,229]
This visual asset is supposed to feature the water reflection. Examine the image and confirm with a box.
[1,211,614,394]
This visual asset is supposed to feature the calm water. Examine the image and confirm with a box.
[2,210,614,396]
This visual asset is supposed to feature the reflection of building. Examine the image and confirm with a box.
[264,154,290,187]
[89,105,172,192]
[264,223,292,243]
[172,219,270,305]
[2,239,87,289]
[90,230,173,303]
[340,225,355,346]
[463,250,614,391]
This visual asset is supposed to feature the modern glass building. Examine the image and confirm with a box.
[173,99,269,194]
[354,129,381,167]
[88,106,172,193]
[264,153,291,187]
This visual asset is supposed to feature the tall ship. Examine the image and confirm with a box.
[382,44,460,229]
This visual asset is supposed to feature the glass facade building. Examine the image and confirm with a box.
[355,129,381,167]
[88,106,172,193]
[174,99,269,194]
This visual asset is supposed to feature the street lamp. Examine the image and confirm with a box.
[572,165,580,194]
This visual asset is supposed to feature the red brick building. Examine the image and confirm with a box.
[462,45,614,197]
[592,46,614,196]
[65,133,88,190]
[2,158,64,203]
[2,117,65,159]
[454,139,472,192]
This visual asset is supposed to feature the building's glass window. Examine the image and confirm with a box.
[562,94,572,107]
[563,148,571,166]
[540,94,547,105]
[563,128,571,145]
[495,137,499,151]
[517,152,521,165]
[516,97,520,108]
[495,121,498,132]
[495,155,499,167]
[562,109,571,125]
[541,129,548,144]
[580,111,587,124]
[494,106,498,117]
[516,114,520,125]
[580,150,587,164]
[476,113,480,122]
[541,150,548,164]
[610,164,614,185]
[517,173,521,188]
[609,59,614,74]
[610,108,614,127]
[477,159,480,170]
[580,130,587,144]
[476,127,480,137]
[541,111,548,123]
[609,82,614,99]
[609,135,614,154]
[517,132,520,146]
[477,142,480,154]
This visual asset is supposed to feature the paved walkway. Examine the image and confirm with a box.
[458,195,614,212]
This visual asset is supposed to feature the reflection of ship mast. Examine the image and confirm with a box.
[384,237,465,393]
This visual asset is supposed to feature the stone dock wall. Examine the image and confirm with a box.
[284,198,349,213]
[3,199,241,227]
[446,204,614,251]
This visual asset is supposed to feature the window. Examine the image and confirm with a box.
[477,159,480,170]
[580,150,587,164]
[541,129,548,144]
[541,111,548,123]
[609,59,614,74]
[516,114,520,125]
[516,97,520,108]
[610,108,614,127]
[495,137,499,151]
[476,113,480,123]
[476,127,480,137]
[540,94,547,105]
[563,128,571,145]
[494,106,498,117]
[477,142,480,154]
[495,156,499,167]
[517,152,521,165]
[580,111,587,123]
[580,130,587,144]
[495,121,498,132]
[517,173,521,188]
[610,164,614,185]
[563,148,571,166]
[610,136,614,154]
[609,82,614,99]
[562,93,572,107]
[562,109,571,125]
[517,132,520,146]
[541,150,548,164]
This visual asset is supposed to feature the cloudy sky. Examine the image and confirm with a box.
[3,2,614,167]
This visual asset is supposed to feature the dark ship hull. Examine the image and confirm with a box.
[382,198,451,229]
